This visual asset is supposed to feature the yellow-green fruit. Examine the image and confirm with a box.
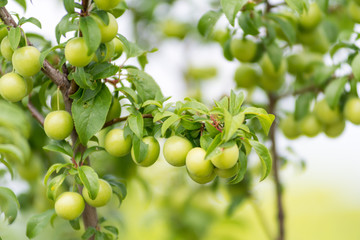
[94,0,121,10]
[161,20,189,39]
[324,119,346,138]
[186,147,214,177]
[131,136,160,167]
[314,99,341,125]
[65,37,94,67]
[349,1,360,23]
[16,155,43,181]
[344,98,360,125]
[287,54,306,75]
[94,41,115,62]
[215,162,240,178]
[92,12,118,43]
[188,170,216,184]
[25,77,33,95]
[51,90,65,111]
[300,114,322,137]
[113,37,123,59]
[187,66,217,80]
[12,46,41,77]
[260,54,287,79]
[299,2,323,30]
[234,64,259,89]
[211,144,239,170]
[82,179,112,207]
[280,114,301,139]
[104,129,132,157]
[1,36,13,61]
[163,136,193,167]
[44,110,73,140]
[0,72,27,102]
[298,27,330,54]
[0,25,7,42]
[259,75,285,92]
[106,97,121,122]
[55,192,85,220]
[212,30,229,45]
[230,38,257,62]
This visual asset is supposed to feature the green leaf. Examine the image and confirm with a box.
[238,11,260,36]
[223,111,245,141]
[127,112,144,139]
[79,16,101,55]
[248,140,272,181]
[55,13,79,43]
[0,100,31,137]
[69,218,80,230]
[40,44,65,67]
[294,92,314,121]
[153,111,173,122]
[268,14,296,45]
[325,77,347,109]
[229,150,247,184]
[127,68,163,101]
[161,114,182,136]
[26,210,55,239]
[266,43,283,72]
[0,0,8,7]
[69,67,95,89]
[351,53,360,81]
[197,10,222,38]
[46,174,66,201]
[284,0,309,14]
[0,144,24,163]
[64,0,75,13]
[44,163,72,186]
[87,62,119,80]
[18,17,42,28]
[93,10,109,25]
[116,86,140,105]
[179,99,210,115]
[131,136,148,164]
[8,27,21,51]
[43,141,73,157]
[103,175,127,204]
[14,0,25,10]
[220,0,247,26]
[117,34,146,59]
[0,187,20,224]
[78,166,99,200]
[83,146,104,161]
[204,134,223,160]
[242,107,275,135]
[229,90,244,115]
[82,227,96,239]
[72,84,112,145]
[0,156,14,179]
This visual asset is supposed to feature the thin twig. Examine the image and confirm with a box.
[27,101,45,126]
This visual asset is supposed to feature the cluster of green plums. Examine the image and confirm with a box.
[64,0,123,67]
[0,27,41,102]
[55,179,113,220]
[226,2,336,92]
[280,97,360,139]
[104,129,241,184]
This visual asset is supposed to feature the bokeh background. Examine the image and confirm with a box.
[1,0,360,239]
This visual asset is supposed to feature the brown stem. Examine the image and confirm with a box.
[103,114,153,128]
[268,94,285,240]
[27,101,45,126]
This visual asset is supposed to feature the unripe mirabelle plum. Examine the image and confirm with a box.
[65,37,94,67]
[349,1,360,23]
[104,129,132,157]
[186,147,214,177]
[300,114,322,137]
[234,64,259,89]
[55,192,85,220]
[188,171,216,184]
[299,2,323,30]
[12,46,41,77]
[131,136,160,167]
[215,162,240,178]
[113,37,123,60]
[230,38,257,62]
[94,0,121,10]
[344,98,360,125]
[0,72,28,102]
[211,144,239,170]
[44,110,73,140]
[92,12,118,43]
[163,136,193,167]
[82,179,112,207]
[324,119,346,138]
[1,36,13,61]
[280,114,301,139]
[314,99,341,125]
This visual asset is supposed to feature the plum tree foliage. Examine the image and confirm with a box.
[0,0,359,239]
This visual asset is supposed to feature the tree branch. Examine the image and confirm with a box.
[268,93,285,240]
[27,101,44,126]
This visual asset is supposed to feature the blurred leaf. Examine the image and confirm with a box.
[249,140,272,181]
[294,92,315,120]
[117,34,146,59]
[0,144,24,164]
[325,77,347,109]
[0,187,20,224]
[284,0,308,14]
[266,43,282,71]
[221,0,247,26]
[238,11,261,36]
[127,68,163,101]
[69,218,80,230]
[18,17,41,28]
[26,210,55,239]
[351,53,360,81]
[82,227,96,239]
[268,14,296,44]
[43,141,73,157]
[197,10,222,38]
[78,166,100,200]
[0,0,8,7]
[14,0,25,10]
[0,156,13,179]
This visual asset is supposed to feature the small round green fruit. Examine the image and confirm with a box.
[0,72,27,102]
[55,192,85,220]
[44,110,73,140]
[104,129,132,157]
[163,136,193,167]
[131,136,160,167]
[82,179,112,207]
